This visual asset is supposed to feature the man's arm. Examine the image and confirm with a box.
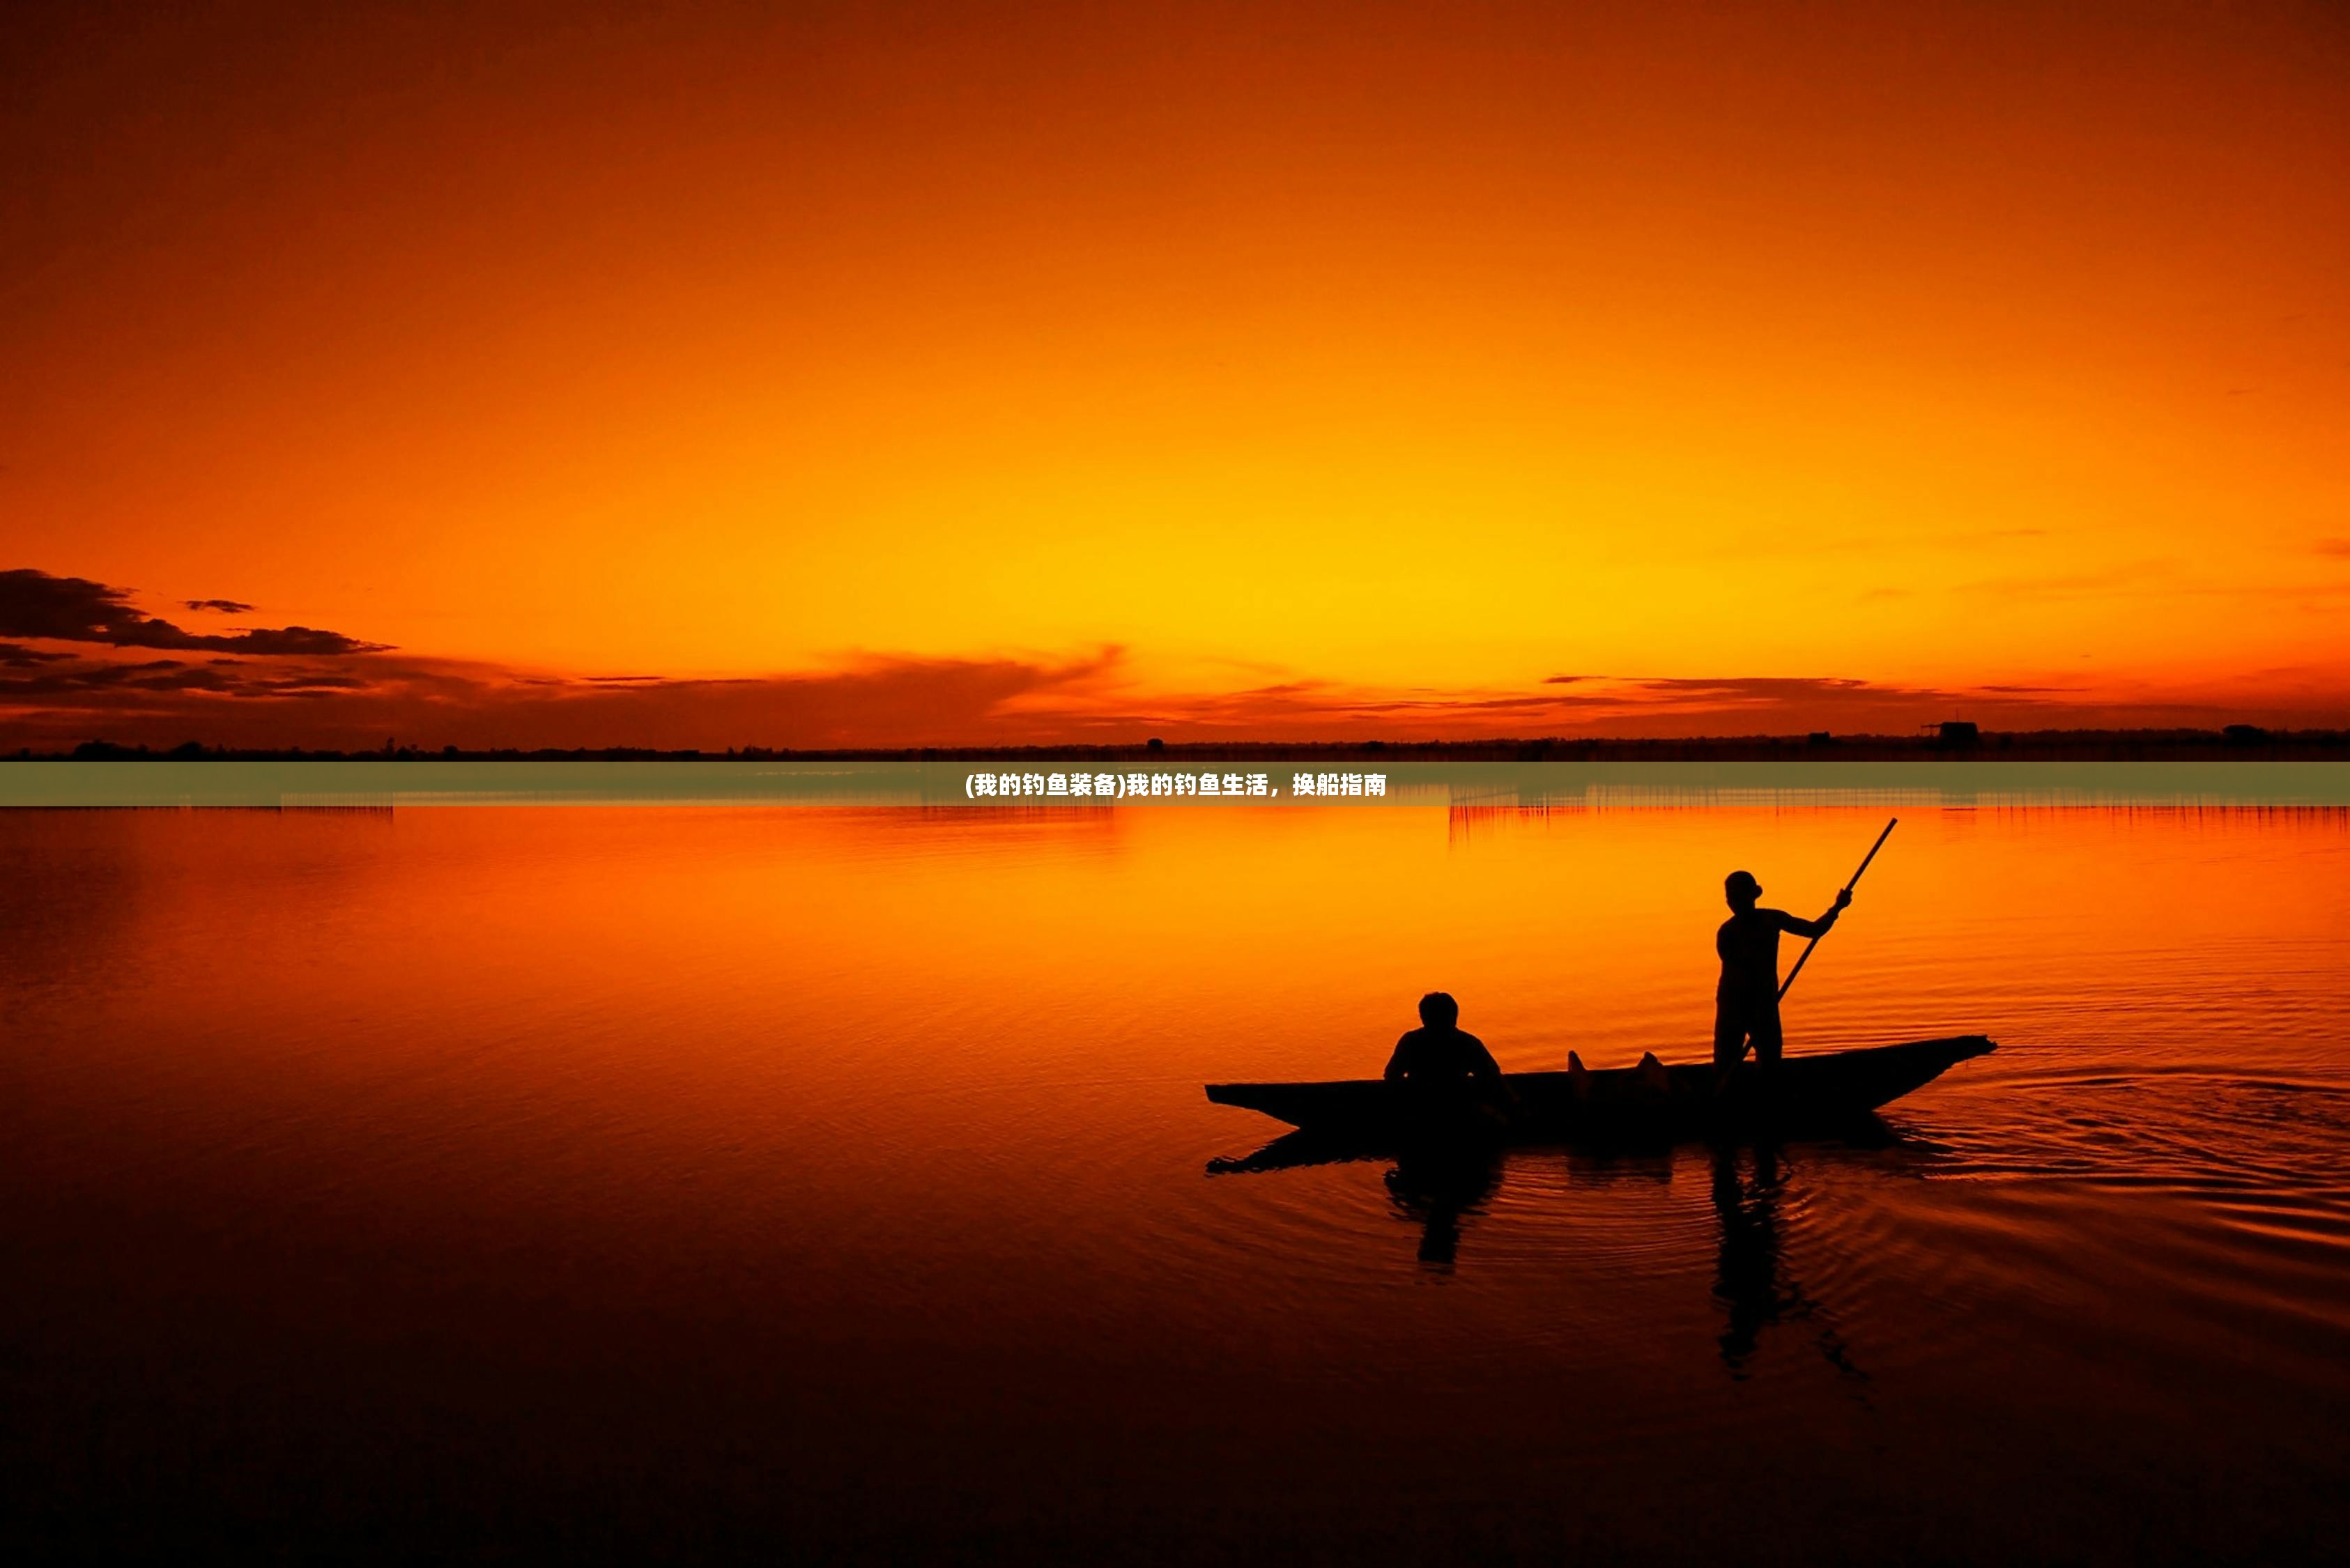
[1464,1032,1503,1086]
[1383,1033,1415,1082]
[1774,889,1852,940]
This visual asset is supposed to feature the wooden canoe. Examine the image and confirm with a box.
[1206,1034,1995,1141]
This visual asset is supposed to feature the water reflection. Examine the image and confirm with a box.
[1709,1142,1867,1386]
[1213,1127,1908,1379]
[1383,1144,1504,1268]
[1205,1129,1376,1176]
[1206,1130,1506,1266]
[7,804,2348,1564]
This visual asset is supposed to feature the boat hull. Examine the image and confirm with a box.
[1206,1035,1995,1141]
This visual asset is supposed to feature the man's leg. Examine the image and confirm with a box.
[1713,1004,1749,1073]
[1750,1007,1784,1068]
[1712,1007,1756,1098]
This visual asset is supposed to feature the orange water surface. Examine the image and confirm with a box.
[3,804,2347,1562]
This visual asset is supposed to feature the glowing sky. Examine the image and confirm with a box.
[3,1,2347,745]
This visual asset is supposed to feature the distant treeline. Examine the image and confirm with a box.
[10,725,2347,762]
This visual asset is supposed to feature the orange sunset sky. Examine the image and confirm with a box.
[3,0,2347,748]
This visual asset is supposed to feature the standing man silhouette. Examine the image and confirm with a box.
[1714,871,1850,1075]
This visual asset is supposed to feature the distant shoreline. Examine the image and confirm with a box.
[9,726,2347,762]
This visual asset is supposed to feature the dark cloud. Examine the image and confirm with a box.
[0,569,387,655]
[0,645,1135,751]
[1618,677,1875,701]
[0,656,381,700]
[0,641,2340,751]
[183,598,255,613]
[0,642,71,668]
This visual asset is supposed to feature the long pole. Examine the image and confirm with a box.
[1776,817,1897,1003]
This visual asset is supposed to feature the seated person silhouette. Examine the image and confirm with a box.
[1383,992,1503,1111]
[1714,870,1850,1075]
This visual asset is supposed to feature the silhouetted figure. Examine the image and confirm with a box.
[1710,1143,1871,1388]
[1385,1143,1501,1268]
[1710,1143,1785,1376]
[1714,871,1850,1074]
[1383,991,1501,1091]
[1385,992,1508,1151]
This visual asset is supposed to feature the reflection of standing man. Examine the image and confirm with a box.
[1711,1144,1783,1376]
[1710,1144,1871,1386]
[1714,870,1849,1073]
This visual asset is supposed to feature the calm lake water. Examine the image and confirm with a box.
[4,801,2348,1563]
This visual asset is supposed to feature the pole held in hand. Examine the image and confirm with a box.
[1776,817,1897,1003]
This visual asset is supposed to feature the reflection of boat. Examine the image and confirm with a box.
[1206,1034,1994,1140]
[1205,1128,1385,1176]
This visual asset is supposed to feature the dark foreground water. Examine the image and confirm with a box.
[3,802,2347,1562]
